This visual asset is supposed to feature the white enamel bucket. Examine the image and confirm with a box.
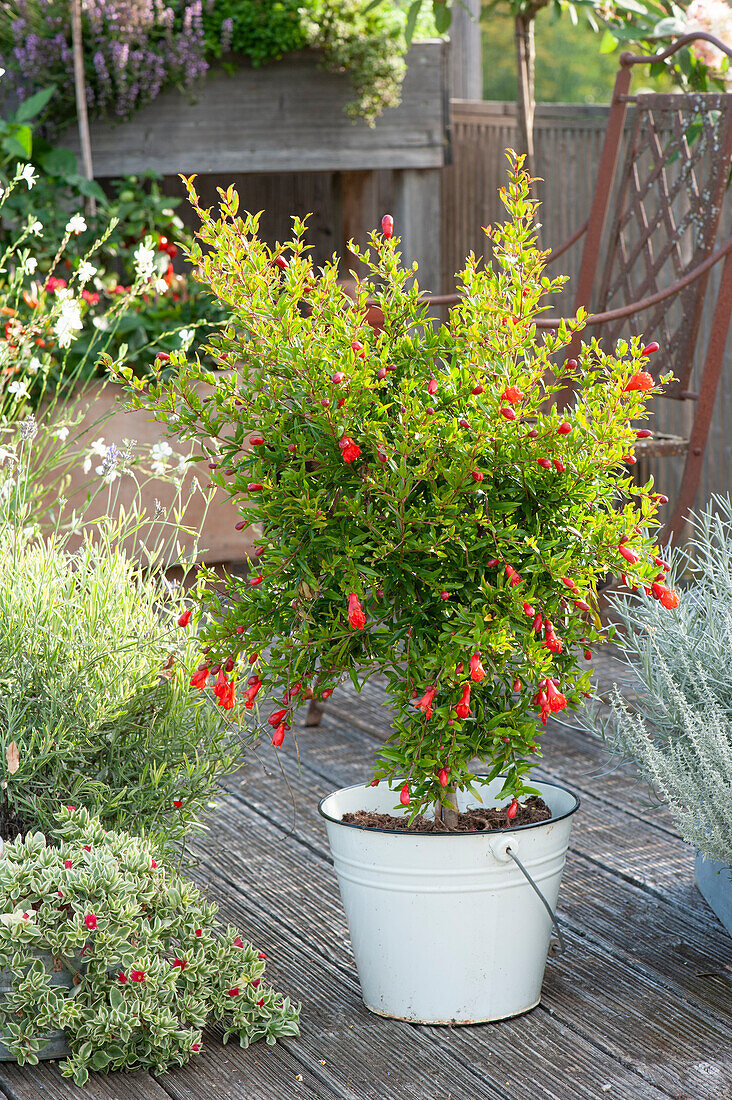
[319,776,580,1024]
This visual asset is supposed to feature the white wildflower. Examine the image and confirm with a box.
[19,164,37,190]
[22,256,37,275]
[155,278,168,295]
[133,240,156,281]
[29,220,42,236]
[66,214,87,236]
[8,381,30,400]
[151,440,174,476]
[83,437,107,474]
[77,261,97,283]
[26,356,41,374]
[52,426,70,441]
[54,297,83,349]
[178,328,194,349]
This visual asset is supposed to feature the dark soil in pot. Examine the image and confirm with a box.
[342,795,552,832]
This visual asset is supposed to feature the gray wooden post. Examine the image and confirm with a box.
[392,168,442,298]
[449,0,483,101]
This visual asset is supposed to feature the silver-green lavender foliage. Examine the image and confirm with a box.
[583,495,732,865]
[0,808,299,1085]
[0,524,239,848]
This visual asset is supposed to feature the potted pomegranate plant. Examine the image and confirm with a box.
[115,155,679,1024]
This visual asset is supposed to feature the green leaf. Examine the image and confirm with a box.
[432,0,452,34]
[3,129,32,159]
[37,146,78,177]
[405,0,422,45]
[14,85,56,123]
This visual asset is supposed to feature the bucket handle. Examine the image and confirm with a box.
[506,846,566,954]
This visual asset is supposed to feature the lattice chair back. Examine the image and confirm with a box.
[594,92,732,399]
[553,35,732,540]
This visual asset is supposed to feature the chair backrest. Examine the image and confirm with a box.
[572,40,732,400]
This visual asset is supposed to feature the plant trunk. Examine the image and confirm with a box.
[514,13,536,182]
[71,0,96,218]
[434,784,459,830]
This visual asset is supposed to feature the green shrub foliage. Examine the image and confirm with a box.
[0,809,299,1083]
[117,153,679,820]
[0,528,238,845]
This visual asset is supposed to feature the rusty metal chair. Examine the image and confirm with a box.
[430,33,732,545]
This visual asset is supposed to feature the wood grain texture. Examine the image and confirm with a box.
[0,649,728,1097]
[60,44,449,177]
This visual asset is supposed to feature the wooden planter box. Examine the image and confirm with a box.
[62,41,449,295]
[43,381,255,566]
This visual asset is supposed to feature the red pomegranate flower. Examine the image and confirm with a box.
[624,371,654,393]
[469,653,486,681]
[178,609,192,628]
[455,683,471,719]
[543,678,567,713]
[190,666,209,691]
[339,436,361,463]
[415,686,436,719]
[347,592,366,630]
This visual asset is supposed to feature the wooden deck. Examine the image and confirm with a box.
[0,648,729,1099]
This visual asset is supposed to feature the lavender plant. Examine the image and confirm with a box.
[582,495,732,865]
[0,808,299,1082]
[0,0,438,130]
[0,0,208,128]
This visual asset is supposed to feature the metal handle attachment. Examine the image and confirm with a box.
[505,846,566,954]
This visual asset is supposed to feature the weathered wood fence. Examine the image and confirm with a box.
[442,99,732,523]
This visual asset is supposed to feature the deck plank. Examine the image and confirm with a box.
[0,1062,166,1099]
[220,755,732,1023]
[190,805,676,1100]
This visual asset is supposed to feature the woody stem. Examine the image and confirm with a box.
[434,784,459,831]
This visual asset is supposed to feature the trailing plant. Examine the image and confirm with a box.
[115,153,679,825]
[581,495,732,865]
[0,808,299,1082]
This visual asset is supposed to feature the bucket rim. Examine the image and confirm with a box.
[318,775,581,836]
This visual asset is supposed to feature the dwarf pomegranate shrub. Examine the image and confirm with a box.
[117,153,678,823]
